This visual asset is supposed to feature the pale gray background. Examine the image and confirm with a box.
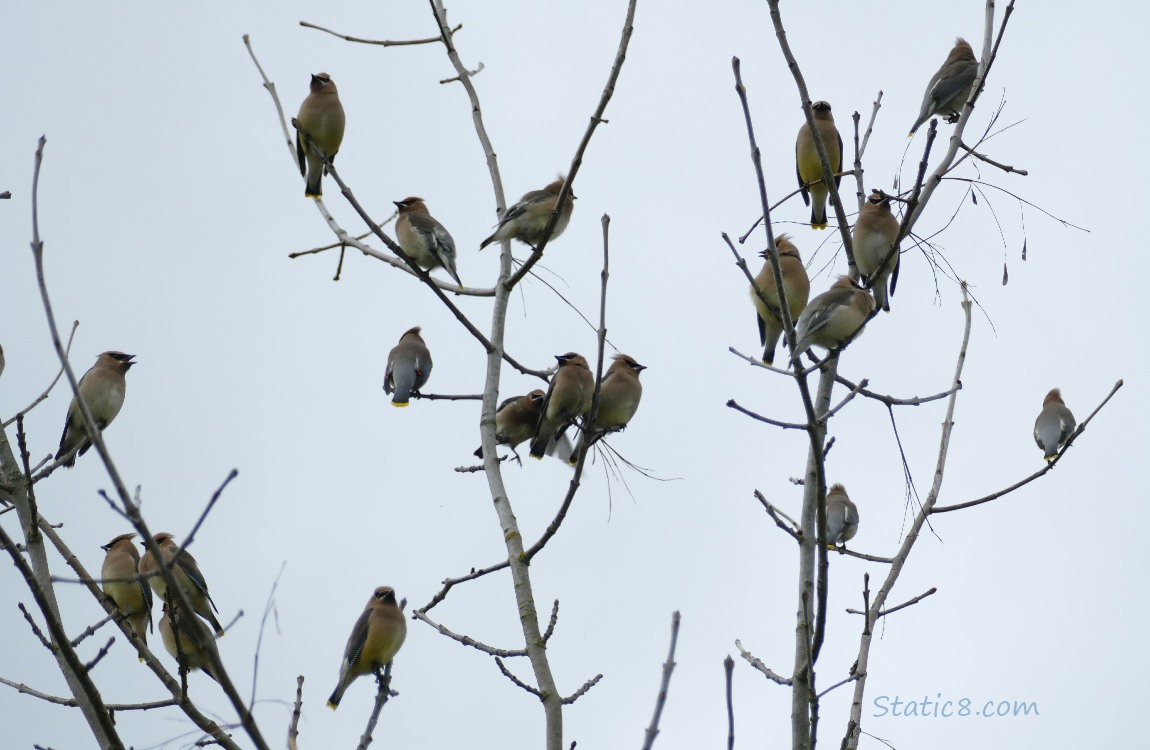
[1,1,1143,748]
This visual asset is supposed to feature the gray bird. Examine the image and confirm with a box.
[55,351,136,467]
[909,38,978,136]
[394,197,462,287]
[791,277,876,364]
[159,603,221,683]
[296,72,346,198]
[327,586,407,710]
[1034,388,1076,461]
[825,483,859,549]
[852,191,901,312]
[751,234,810,365]
[139,532,225,638]
[384,327,432,407]
[529,353,593,459]
[570,354,646,462]
[795,101,843,229]
[479,178,575,250]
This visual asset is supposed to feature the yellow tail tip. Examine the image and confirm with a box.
[906,132,915,138]
[532,454,544,461]
[391,401,410,408]
[306,193,322,199]
[326,700,338,710]
[811,222,828,230]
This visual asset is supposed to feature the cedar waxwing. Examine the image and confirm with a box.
[296,72,346,198]
[383,327,432,407]
[852,192,901,312]
[570,354,646,463]
[139,533,225,637]
[1033,388,1076,461]
[751,234,811,365]
[529,353,593,459]
[479,178,575,250]
[825,483,859,549]
[327,586,407,710]
[474,390,573,462]
[909,38,978,136]
[795,101,843,230]
[55,351,136,467]
[790,276,876,364]
[159,604,221,683]
[394,197,462,287]
[101,533,153,652]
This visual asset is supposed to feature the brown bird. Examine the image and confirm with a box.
[101,533,152,652]
[393,197,462,287]
[55,351,136,467]
[139,532,225,637]
[751,234,810,365]
[296,72,346,198]
[852,191,901,312]
[474,390,572,462]
[479,178,575,250]
[1033,388,1076,461]
[570,354,646,463]
[383,327,433,407]
[529,353,593,459]
[795,101,843,229]
[790,276,876,364]
[327,586,408,710]
[909,38,978,135]
[159,603,221,683]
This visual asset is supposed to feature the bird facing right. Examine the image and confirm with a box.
[825,484,859,549]
[852,191,901,312]
[394,197,462,287]
[751,234,810,365]
[795,101,843,229]
[908,38,978,136]
[790,277,875,365]
[138,532,225,637]
[569,354,646,463]
[55,351,136,467]
[327,586,408,710]
[296,72,346,198]
[383,327,433,407]
[479,178,575,250]
[1033,388,1076,461]
[529,353,593,459]
[101,532,153,650]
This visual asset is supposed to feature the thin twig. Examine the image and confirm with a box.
[640,611,681,750]
[299,19,461,46]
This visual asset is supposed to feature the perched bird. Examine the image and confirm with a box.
[909,38,978,136]
[394,197,462,287]
[383,327,432,407]
[529,353,593,459]
[159,604,221,683]
[479,178,575,250]
[327,586,408,710]
[101,533,152,651]
[139,533,225,637]
[474,390,572,462]
[1034,388,1076,461]
[55,351,136,467]
[296,72,346,198]
[852,192,901,312]
[795,101,843,229]
[751,234,810,365]
[791,276,876,365]
[570,354,646,463]
[825,484,859,548]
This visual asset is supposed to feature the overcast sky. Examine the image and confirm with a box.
[1,1,1145,748]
